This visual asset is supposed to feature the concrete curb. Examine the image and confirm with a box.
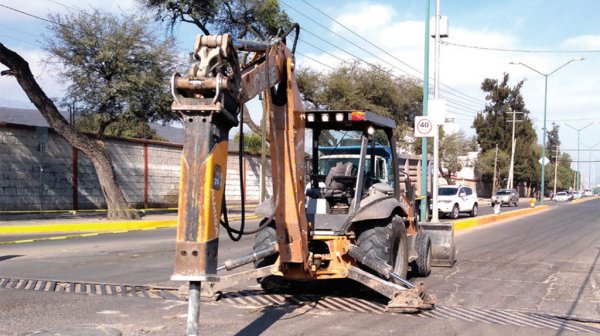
[0,215,257,235]
[453,205,550,232]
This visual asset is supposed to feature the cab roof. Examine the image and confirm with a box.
[304,110,396,130]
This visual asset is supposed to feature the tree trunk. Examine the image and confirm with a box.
[439,165,453,185]
[242,104,261,134]
[0,43,138,220]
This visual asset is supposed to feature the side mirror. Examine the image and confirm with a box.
[459,192,466,197]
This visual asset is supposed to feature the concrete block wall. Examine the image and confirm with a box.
[0,124,272,211]
[146,145,180,207]
[225,154,273,205]
[0,126,74,211]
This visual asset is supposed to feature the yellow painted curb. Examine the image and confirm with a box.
[570,196,599,204]
[453,205,549,232]
[0,219,177,234]
[0,215,258,235]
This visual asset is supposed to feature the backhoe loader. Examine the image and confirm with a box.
[169,25,455,335]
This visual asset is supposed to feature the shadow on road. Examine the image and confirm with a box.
[234,304,301,336]
[0,255,23,262]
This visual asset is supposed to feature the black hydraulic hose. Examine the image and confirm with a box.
[281,23,300,54]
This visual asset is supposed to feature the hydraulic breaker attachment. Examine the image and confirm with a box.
[347,244,434,312]
[419,222,455,267]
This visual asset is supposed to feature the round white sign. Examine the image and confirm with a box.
[415,117,434,137]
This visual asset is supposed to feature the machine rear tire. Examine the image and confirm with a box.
[356,215,408,281]
[412,232,432,277]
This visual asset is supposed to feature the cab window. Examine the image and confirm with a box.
[369,129,393,186]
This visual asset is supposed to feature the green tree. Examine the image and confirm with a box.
[473,73,538,187]
[233,131,264,155]
[546,122,561,164]
[140,0,292,133]
[439,130,474,184]
[141,0,290,39]
[296,62,422,148]
[74,115,166,141]
[476,148,510,190]
[547,152,576,191]
[45,10,179,138]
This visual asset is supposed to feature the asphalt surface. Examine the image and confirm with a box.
[0,199,598,335]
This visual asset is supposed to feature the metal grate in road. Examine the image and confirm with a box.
[0,276,179,300]
[2,276,599,333]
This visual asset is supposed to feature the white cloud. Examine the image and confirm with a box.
[562,35,600,49]
[333,3,396,35]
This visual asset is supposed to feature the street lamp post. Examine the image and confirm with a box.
[564,122,595,191]
[581,141,600,191]
[510,57,584,204]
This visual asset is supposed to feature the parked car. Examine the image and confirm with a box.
[491,189,519,207]
[432,185,478,219]
[554,191,570,202]
[572,191,582,200]
[564,190,574,200]
[583,189,593,197]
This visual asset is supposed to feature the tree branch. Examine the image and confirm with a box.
[242,104,261,134]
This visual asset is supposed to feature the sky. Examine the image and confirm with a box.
[1,0,600,185]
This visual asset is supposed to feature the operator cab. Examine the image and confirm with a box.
[305,110,400,235]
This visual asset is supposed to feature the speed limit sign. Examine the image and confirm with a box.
[414,117,434,137]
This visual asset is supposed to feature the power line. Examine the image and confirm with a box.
[0,33,40,47]
[297,0,486,106]
[295,51,335,70]
[0,4,53,24]
[299,28,482,112]
[300,0,421,76]
[441,40,600,54]
[298,25,484,112]
[298,38,352,64]
[0,23,40,37]
[46,0,86,14]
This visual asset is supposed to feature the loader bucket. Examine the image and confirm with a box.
[419,223,455,267]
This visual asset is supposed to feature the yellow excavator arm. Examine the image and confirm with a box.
[170,28,310,284]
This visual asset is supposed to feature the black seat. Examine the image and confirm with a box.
[324,162,356,199]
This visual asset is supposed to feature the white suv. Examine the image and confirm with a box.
[433,185,478,219]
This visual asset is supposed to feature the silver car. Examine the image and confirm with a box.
[491,189,519,207]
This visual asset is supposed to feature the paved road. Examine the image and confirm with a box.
[0,199,599,335]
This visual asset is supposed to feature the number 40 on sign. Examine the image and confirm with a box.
[414,116,435,137]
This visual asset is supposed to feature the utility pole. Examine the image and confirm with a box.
[419,0,431,223]
[430,0,449,223]
[506,110,522,189]
[553,145,559,197]
[430,0,441,223]
[492,144,499,195]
